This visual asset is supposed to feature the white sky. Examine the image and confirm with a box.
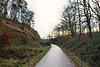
[26,0,69,38]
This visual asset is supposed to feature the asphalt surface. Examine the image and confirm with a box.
[35,44,75,67]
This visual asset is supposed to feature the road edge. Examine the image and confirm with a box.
[23,46,51,67]
[61,47,90,67]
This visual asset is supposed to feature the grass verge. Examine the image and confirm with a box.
[61,47,90,67]
[23,46,51,67]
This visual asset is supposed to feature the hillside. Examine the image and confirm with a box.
[51,34,100,67]
[0,19,47,67]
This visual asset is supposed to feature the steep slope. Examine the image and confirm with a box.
[0,19,43,66]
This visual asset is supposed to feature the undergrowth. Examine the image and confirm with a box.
[62,37,100,67]
[0,21,44,67]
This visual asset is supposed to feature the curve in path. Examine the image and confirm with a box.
[35,44,75,67]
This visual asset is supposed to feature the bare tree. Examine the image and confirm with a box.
[83,0,92,38]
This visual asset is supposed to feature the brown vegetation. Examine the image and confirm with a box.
[0,19,42,66]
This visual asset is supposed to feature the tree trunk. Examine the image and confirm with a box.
[4,0,9,18]
[71,30,74,38]
[99,23,100,32]
[79,22,82,37]
[77,0,82,37]
[88,20,92,38]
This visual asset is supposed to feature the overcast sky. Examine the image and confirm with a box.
[26,0,69,38]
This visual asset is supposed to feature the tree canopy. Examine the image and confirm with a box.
[0,0,35,27]
[53,0,100,38]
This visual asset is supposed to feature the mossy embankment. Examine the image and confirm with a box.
[0,20,50,67]
[25,46,51,67]
[51,35,100,67]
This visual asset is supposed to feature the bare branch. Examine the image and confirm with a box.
[92,0,100,8]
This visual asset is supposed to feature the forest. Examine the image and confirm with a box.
[0,0,100,67]
[50,0,100,67]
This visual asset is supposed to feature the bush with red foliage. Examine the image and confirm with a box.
[80,33,87,39]
[0,29,12,46]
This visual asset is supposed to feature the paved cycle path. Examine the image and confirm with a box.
[35,44,75,67]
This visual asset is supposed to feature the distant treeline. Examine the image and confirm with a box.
[52,0,100,38]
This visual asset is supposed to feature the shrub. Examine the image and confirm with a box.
[80,33,87,39]
[0,29,12,46]
[63,37,100,67]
